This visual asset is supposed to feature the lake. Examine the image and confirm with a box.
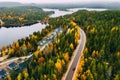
[0,8,107,48]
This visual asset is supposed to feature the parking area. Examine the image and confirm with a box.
[38,27,63,47]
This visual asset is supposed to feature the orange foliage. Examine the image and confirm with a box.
[73,52,85,80]
[81,74,86,80]
[63,52,69,62]
[55,60,62,72]
[38,57,45,64]
[70,21,77,26]
[1,46,6,52]
[6,75,12,80]
[18,17,24,21]
[34,51,39,58]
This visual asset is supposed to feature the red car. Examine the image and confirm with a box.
[72,67,76,71]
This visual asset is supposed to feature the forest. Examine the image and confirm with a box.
[6,21,80,80]
[0,9,120,80]
[68,10,120,80]
[0,6,53,27]
[45,10,120,79]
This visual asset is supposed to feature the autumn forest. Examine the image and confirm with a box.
[0,4,120,80]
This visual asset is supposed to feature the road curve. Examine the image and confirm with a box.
[63,28,86,80]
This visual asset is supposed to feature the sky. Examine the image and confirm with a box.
[0,0,120,3]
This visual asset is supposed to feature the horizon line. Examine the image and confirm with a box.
[0,1,120,4]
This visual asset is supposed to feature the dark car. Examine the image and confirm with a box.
[72,67,76,71]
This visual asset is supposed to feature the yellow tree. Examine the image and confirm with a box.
[27,42,34,50]
[75,27,80,46]
[55,59,62,73]
[116,52,120,57]
[6,75,11,80]
[18,17,24,21]
[15,41,20,49]
[17,73,22,80]
[1,51,6,56]
[11,42,16,50]
[8,47,14,55]
[57,39,60,44]
[21,43,27,51]
[84,47,88,54]
[81,73,86,80]
[15,41,21,54]
[85,69,94,79]
[49,42,53,52]
[91,50,96,58]
[92,50,99,58]
[61,59,65,66]
[63,52,69,62]
[52,74,57,80]
[70,43,74,50]
[1,46,7,56]
[90,27,97,34]
[23,71,29,79]
[114,74,120,80]
[34,50,39,58]
[70,21,77,26]
[44,74,47,80]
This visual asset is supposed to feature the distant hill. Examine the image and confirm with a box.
[0,2,120,10]
[0,2,23,7]
[36,2,120,10]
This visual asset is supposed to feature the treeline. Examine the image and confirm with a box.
[0,6,53,27]
[67,10,120,79]
[0,15,70,58]
[0,23,57,58]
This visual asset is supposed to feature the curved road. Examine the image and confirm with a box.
[0,27,86,80]
[63,28,86,80]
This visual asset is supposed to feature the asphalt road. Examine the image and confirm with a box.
[0,55,32,70]
[0,55,8,62]
[64,28,86,80]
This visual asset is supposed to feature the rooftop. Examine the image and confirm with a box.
[8,62,19,70]
[0,69,8,79]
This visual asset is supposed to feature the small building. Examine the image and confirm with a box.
[18,58,22,61]
[0,69,9,79]
[39,41,43,46]
[17,58,23,63]
[8,62,19,70]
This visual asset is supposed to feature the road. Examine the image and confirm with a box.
[0,55,32,66]
[63,28,86,80]
[0,55,32,70]
[0,55,8,62]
